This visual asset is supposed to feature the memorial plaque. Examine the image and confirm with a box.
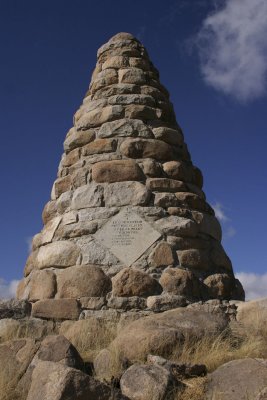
[95,208,161,266]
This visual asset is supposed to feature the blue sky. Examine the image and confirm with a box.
[0,0,266,299]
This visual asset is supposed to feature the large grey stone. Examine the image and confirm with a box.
[98,118,153,138]
[104,182,151,207]
[154,216,198,237]
[72,184,104,209]
[35,241,80,269]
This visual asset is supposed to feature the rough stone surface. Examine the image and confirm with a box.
[146,294,186,312]
[0,299,31,320]
[28,270,56,301]
[120,138,173,160]
[104,181,150,206]
[112,268,162,297]
[72,184,104,209]
[120,363,177,400]
[207,358,267,400]
[27,361,114,400]
[35,241,80,269]
[31,299,80,320]
[98,118,153,138]
[148,242,175,269]
[57,265,112,299]
[92,159,144,183]
[111,308,228,361]
[159,268,202,299]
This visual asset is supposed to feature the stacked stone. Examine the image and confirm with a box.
[16,32,244,320]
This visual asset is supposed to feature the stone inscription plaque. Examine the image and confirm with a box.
[95,208,161,266]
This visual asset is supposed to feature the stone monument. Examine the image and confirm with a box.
[16,32,244,319]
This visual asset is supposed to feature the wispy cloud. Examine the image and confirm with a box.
[213,202,229,222]
[236,272,267,300]
[0,278,19,299]
[195,0,267,102]
[212,202,236,238]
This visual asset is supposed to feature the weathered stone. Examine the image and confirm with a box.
[154,192,179,208]
[147,294,186,312]
[62,148,80,167]
[192,211,222,241]
[118,68,146,84]
[72,184,104,209]
[104,181,150,206]
[80,308,121,322]
[27,361,114,400]
[125,104,162,120]
[56,190,73,214]
[90,68,118,93]
[153,126,183,146]
[140,85,167,101]
[33,335,83,369]
[55,220,98,239]
[177,249,210,270]
[0,318,56,343]
[82,138,117,156]
[175,192,212,213]
[112,308,227,362]
[108,94,155,107]
[76,105,124,130]
[93,83,140,100]
[148,242,175,268]
[57,265,111,299]
[147,178,186,192]
[62,211,78,225]
[78,207,119,222]
[79,297,106,310]
[204,273,235,300]
[92,159,144,183]
[38,216,62,245]
[162,161,193,182]
[0,299,31,320]
[112,268,162,297]
[77,238,120,265]
[54,175,72,198]
[42,200,57,225]
[120,138,173,160]
[207,358,267,400]
[102,55,129,70]
[210,242,232,271]
[107,296,146,310]
[155,216,198,237]
[64,127,95,152]
[0,338,39,400]
[35,241,80,269]
[120,363,177,400]
[98,118,153,138]
[159,268,202,299]
[32,299,80,320]
[139,159,162,177]
[129,57,150,70]
[28,270,56,301]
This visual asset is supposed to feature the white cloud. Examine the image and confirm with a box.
[212,202,229,222]
[0,279,19,300]
[236,272,267,300]
[196,0,267,102]
[225,226,236,238]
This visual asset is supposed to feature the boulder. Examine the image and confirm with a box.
[0,299,31,320]
[75,105,124,129]
[0,338,39,400]
[204,273,235,300]
[82,138,117,156]
[118,68,146,84]
[27,270,56,301]
[63,127,95,152]
[120,138,173,161]
[159,268,202,299]
[154,216,198,237]
[107,296,146,311]
[152,126,183,146]
[146,294,186,312]
[31,299,80,320]
[148,242,175,269]
[120,363,179,400]
[97,118,153,138]
[92,159,144,183]
[26,361,114,400]
[207,358,267,400]
[104,181,151,206]
[57,265,112,299]
[35,241,80,269]
[72,184,104,209]
[32,335,83,370]
[177,249,210,270]
[112,268,162,297]
[146,178,186,192]
[111,308,228,361]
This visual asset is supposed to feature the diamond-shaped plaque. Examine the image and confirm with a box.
[94,208,161,266]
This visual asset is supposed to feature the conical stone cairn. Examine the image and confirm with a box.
[17,32,244,320]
